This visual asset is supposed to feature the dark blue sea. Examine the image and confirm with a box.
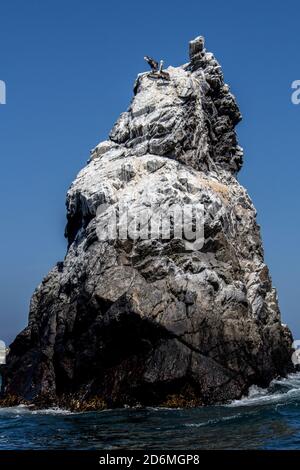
[1,373,300,450]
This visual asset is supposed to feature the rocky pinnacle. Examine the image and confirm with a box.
[4,36,293,409]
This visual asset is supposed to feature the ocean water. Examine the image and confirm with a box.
[1,373,300,450]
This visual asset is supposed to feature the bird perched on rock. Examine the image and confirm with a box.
[144,57,170,81]
[158,60,170,80]
[144,55,159,72]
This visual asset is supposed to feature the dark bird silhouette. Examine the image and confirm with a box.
[144,56,159,72]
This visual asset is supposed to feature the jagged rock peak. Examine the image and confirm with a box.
[90,35,243,176]
[189,35,205,62]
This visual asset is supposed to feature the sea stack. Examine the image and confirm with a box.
[4,37,294,409]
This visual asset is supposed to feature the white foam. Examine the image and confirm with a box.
[227,372,300,407]
[31,408,73,415]
[185,413,243,427]
[0,405,73,416]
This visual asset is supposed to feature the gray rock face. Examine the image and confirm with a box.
[5,37,293,408]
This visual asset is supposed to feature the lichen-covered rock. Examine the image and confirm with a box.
[4,36,294,408]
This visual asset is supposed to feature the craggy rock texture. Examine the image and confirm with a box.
[4,37,293,409]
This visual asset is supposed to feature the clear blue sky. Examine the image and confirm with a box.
[0,0,299,344]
